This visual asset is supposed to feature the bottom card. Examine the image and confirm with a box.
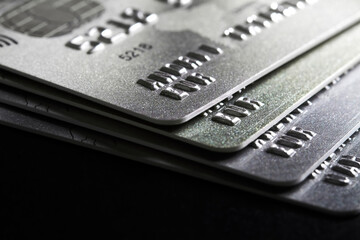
[0,102,359,215]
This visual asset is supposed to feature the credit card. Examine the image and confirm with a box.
[1,62,360,185]
[0,0,360,124]
[1,102,360,215]
[2,21,360,152]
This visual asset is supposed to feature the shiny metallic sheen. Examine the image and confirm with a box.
[0,0,360,124]
[2,21,360,151]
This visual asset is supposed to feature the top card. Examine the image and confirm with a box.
[0,0,360,125]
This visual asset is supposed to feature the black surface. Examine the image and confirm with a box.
[1,124,359,239]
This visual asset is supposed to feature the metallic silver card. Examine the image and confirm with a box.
[1,102,360,215]
[1,61,360,185]
[2,21,360,152]
[0,0,360,124]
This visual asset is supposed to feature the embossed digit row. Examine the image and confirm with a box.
[137,45,223,101]
[66,7,158,54]
[223,0,318,41]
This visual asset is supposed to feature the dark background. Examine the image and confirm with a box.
[2,124,360,240]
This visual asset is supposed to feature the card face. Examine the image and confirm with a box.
[2,22,360,152]
[1,102,360,215]
[0,0,360,124]
[1,60,360,186]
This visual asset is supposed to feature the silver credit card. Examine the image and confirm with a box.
[1,62,360,185]
[1,102,360,215]
[2,21,360,152]
[0,0,360,124]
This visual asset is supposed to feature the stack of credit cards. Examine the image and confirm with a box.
[1,0,360,215]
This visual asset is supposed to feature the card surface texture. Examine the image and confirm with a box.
[0,0,359,124]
